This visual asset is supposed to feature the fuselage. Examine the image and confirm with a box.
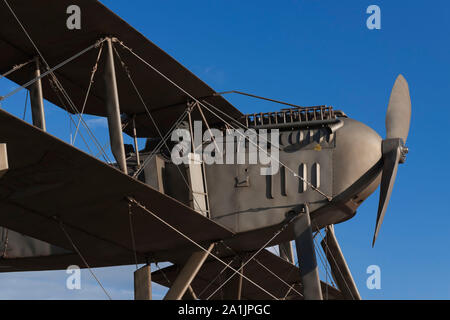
[142,110,384,252]
[203,117,382,233]
[0,110,385,262]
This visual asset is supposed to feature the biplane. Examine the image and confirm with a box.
[0,0,411,300]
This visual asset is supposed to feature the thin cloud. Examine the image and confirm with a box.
[86,117,108,128]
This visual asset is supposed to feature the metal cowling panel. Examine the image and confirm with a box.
[206,128,334,233]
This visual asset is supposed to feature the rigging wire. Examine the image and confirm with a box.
[0,45,110,161]
[282,272,302,300]
[47,69,112,163]
[0,58,33,81]
[0,42,102,103]
[128,203,139,270]
[58,221,112,300]
[253,258,303,299]
[111,38,335,298]
[312,233,332,283]
[47,76,97,156]
[200,99,333,201]
[205,215,298,300]
[127,197,279,300]
[72,43,104,145]
[280,250,304,300]
[155,261,172,287]
[22,90,28,120]
[314,224,355,300]
[196,255,240,299]
[323,230,329,299]
[214,90,306,109]
[0,2,344,300]
[114,39,332,202]
[218,241,304,299]
[92,121,129,160]
[112,44,208,216]
[1,0,334,202]
[2,0,112,163]
[312,233,333,299]
[133,109,189,178]
[47,77,95,157]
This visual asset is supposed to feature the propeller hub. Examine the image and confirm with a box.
[399,144,408,164]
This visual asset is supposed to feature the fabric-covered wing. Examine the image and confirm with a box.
[0,0,242,137]
[0,109,233,270]
[152,249,343,300]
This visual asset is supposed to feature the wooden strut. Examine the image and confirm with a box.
[29,58,46,131]
[182,286,198,300]
[293,204,323,300]
[279,241,295,264]
[0,143,8,179]
[134,265,152,300]
[132,115,141,169]
[164,243,214,300]
[104,37,128,174]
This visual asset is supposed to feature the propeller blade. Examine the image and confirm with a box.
[372,140,402,246]
[386,74,411,142]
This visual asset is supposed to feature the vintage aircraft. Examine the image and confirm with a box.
[0,0,411,300]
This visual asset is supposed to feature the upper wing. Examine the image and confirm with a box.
[0,109,234,270]
[0,0,242,137]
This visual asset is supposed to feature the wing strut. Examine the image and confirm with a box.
[0,143,7,179]
[105,37,127,174]
[29,58,46,131]
[134,265,152,300]
[164,244,214,300]
[293,204,323,300]
[279,241,295,264]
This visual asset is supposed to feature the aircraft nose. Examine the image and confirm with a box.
[332,118,382,197]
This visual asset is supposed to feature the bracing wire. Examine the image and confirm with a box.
[22,90,28,120]
[127,197,279,300]
[205,215,297,300]
[72,43,104,145]
[112,44,208,216]
[2,0,112,163]
[128,203,139,270]
[58,221,112,300]
[314,224,355,300]
[114,39,332,201]
[218,241,303,299]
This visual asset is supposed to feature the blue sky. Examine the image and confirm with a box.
[0,0,449,299]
